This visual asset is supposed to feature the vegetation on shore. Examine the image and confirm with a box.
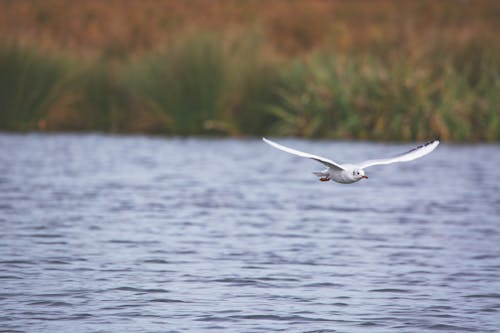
[0,0,499,141]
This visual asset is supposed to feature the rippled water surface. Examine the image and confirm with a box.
[1,134,500,332]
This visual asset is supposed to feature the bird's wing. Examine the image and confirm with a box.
[356,139,440,169]
[262,138,345,170]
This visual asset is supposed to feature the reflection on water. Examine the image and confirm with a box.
[1,134,499,332]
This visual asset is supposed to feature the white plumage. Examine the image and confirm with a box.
[263,138,440,184]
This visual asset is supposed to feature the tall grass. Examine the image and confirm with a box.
[124,33,227,135]
[58,61,138,132]
[0,31,498,141]
[124,31,281,135]
[270,50,500,141]
[2,1,498,58]
[1,1,499,141]
[0,43,69,130]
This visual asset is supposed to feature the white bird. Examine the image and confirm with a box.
[262,137,439,184]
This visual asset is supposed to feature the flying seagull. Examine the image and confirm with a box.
[262,137,439,184]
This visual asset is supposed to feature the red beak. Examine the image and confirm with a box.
[362,175,368,179]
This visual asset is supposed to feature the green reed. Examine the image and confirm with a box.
[270,50,500,141]
[124,31,280,136]
[124,33,227,135]
[0,43,69,130]
[0,33,498,141]
[62,61,137,132]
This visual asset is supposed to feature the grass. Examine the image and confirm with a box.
[0,43,69,131]
[124,33,229,135]
[1,37,499,141]
[124,30,281,136]
[0,1,499,141]
[60,61,137,132]
[271,50,500,141]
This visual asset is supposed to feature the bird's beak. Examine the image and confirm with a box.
[362,175,368,179]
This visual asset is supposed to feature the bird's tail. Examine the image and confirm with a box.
[313,171,328,178]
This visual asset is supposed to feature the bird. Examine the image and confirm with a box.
[262,137,439,184]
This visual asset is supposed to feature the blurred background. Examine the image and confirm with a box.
[2,3,500,331]
[1,0,499,141]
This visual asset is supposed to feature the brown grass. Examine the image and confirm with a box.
[1,0,498,58]
[1,1,499,141]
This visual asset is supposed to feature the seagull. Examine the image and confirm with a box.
[262,137,439,184]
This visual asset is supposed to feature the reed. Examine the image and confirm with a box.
[0,25,498,141]
[269,48,500,141]
[0,43,69,130]
[124,33,227,135]
[124,31,281,135]
[62,61,136,132]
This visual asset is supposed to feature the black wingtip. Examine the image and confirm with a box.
[400,139,439,156]
[427,139,435,145]
[423,138,440,146]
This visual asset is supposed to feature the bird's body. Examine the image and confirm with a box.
[313,164,361,184]
[262,138,439,184]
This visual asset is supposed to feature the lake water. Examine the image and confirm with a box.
[1,134,499,333]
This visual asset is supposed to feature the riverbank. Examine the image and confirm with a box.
[1,1,499,141]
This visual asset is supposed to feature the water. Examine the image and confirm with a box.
[1,134,499,333]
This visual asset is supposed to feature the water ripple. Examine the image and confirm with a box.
[1,134,499,332]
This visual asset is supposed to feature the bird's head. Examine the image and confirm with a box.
[352,168,368,180]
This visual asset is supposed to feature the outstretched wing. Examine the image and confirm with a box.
[262,138,345,170]
[356,139,440,169]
